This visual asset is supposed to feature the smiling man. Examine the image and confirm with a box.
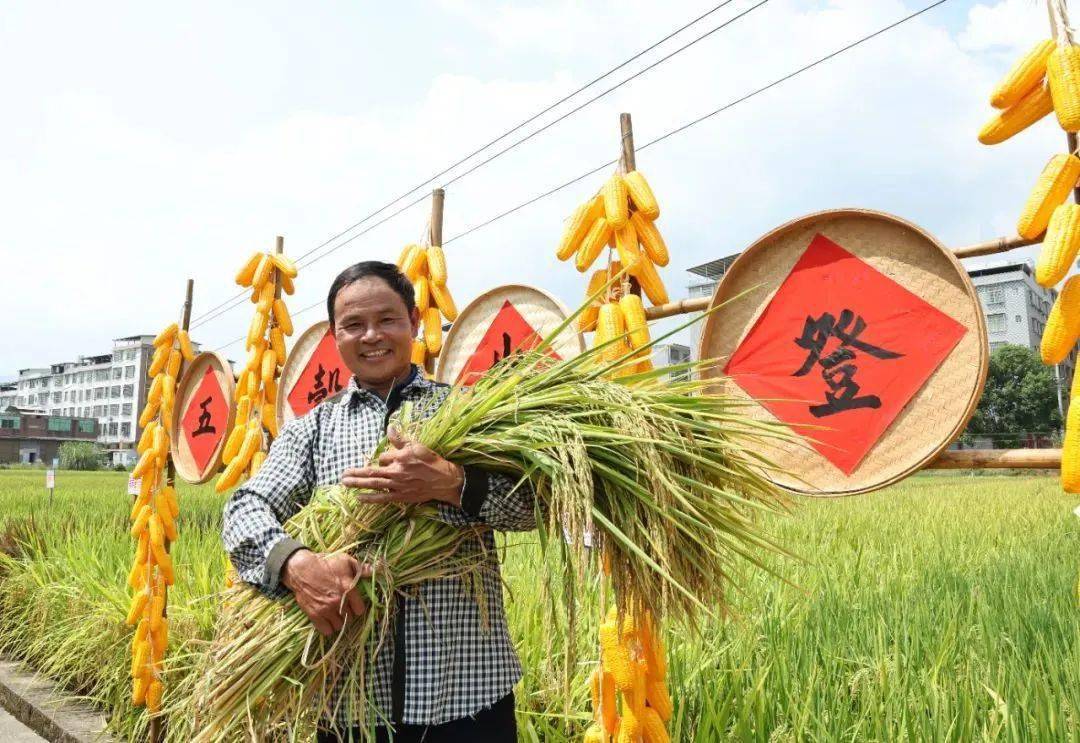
[222,261,537,742]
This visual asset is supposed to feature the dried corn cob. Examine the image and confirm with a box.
[556,196,604,261]
[1036,203,1080,287]
[431,282,458,322]
[424,306,443,355]
[1049,44,1080,131]
[427,245,447,286]
[991,39,1055,109]
[631,211,669,267]
[1042,275,1080,364]
[636,254,669,306]
[619,294,649,349]
[624,170,660,220]
[1063,397,1080,493]
[614,222,642,275]
[603,174,629,229]
[1017,153,1080,239]
[978,84,1054,144]
[576,217,613,273]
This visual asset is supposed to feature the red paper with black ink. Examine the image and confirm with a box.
[455,300,561,387]
[287,330,351,418]
[181,367,229,472]
[723,233,966,474]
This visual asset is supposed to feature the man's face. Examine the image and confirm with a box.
[332,277,419,390]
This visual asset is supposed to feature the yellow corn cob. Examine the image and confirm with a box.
[586,267,610,300]
[136,469,157,505]
[583,723,606,743]
[397,243,414,267]
[163,485,179,519]
[600,670,618,734]
[177,329,195,361]
[132,676,148,707]
[161,375,175,416]
[131,639,150,678]
[576,217,613,273]
[150,617,169,656]
[424,306,443,355]
[619,294,649,349]
[265,375,277,405]
[223,422,245,464]
[157,551,174,585]
[1037,203,1080,287]
[431,282,458,322]
[148,345,168,377]
[148,373,165,406]
[270,327,286,367]
[402,245,426,281]
[1018,154,1080,239]
[155,493,177,542]
[248,312,269,349]
[579,305,600,333]
[152,425,166,462]
[978,83,1054,144]
[132,449,155,479]
[257,281,275,314]
[261,403,278,438]
[624,170,660,220]
[148,590,166,633]
[146,681,163,713]
[134,531,149,566]
[556,197,604,261]
[614,222,641,275]
[153,323,178,348]
[991,39,1055,109]
[639,616,667,680]
[636,254,669,306]
[216,456,244,493]
[281,273,295,295]
[1043,276,1080,363]
[602,174,629,229]
[1063,398,1080,492]
[149,514,167,558]
[236,422,262,471]
[126,560,145,591]
[250,450,267,477]
[646,678,673,722]
[427,245,448,286]
[126,590,150,626]
[273,298,293,336]
[411,339,427,365]
[136,421,157,455]
[138,398,160,428]
[166,348,181,380]
[598,619,635,689]
[415,275,431,313]
[260,347,277,385]
[640,707,669,743]
[270,252,298,278]
[236,395,251,426]
[631,211,669,267]
[252,254,273,292]
[1049,44,1080,131]
[616,704,641,743]
[235,251,262,287]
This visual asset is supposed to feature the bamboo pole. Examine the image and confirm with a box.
[950,234,1041,259]
[426,190,445,374]
[925,448,1061,469]
[619,113,643,299]
[150,279,193,743]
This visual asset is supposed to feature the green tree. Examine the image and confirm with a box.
[963,344,1063,448]
[58,441,105,470]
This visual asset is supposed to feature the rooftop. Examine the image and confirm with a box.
[687,254,741,281]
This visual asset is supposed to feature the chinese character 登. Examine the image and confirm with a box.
[792,309,903,418]
[307,363,343,405]
[192,396,216,437]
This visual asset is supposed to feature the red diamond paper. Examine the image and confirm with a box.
[455,300,562,387]
[287,329,350,418]
[180,367,229,473]
[723,233,966,475]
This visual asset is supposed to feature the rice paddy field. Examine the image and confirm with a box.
[0,469,1077,741]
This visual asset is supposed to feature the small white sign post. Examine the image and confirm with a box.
[45,469,55,504]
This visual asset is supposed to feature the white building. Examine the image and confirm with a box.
[7,334,201,466]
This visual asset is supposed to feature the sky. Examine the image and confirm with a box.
[0,0,1065,377]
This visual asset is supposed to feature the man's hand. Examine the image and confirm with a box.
[340,427,465,507]
[281,549,371,637]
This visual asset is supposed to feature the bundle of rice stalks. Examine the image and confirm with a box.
[179,300,792,740]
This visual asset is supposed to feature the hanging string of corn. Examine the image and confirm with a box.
[215,250,298,493]
[556,164,669,379]
[584,606,671,743]
[126,322,194,714]
[397,237,458,375]
[979,1,1080,494]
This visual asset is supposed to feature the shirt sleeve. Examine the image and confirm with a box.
[221,417,317,597]
[436,466,542,532]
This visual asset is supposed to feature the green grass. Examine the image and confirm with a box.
[0,470,1077,741]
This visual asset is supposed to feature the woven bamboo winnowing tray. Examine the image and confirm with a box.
[698,209,988,496]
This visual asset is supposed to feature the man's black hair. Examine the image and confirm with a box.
[327,261,415,327]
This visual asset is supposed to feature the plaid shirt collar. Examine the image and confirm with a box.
[337,364,435,408]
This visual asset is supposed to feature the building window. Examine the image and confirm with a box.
[122,403,132,416]
[984,287,1005,307]
[108,422,118,436]
[987,313,1006,334]
[126,366,135,379]
[123,384,134,398]
[93,405,103,416]
[120,422,131,438]
[52,392,61,403]
[111,386,121,398]
[47,417,72,432]
[0,416,19,430]
[109,404,119,416]
[78,419,95,434]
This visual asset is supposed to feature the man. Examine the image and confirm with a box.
[223,261,537,742]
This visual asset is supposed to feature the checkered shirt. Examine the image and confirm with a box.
[222,366,535,727]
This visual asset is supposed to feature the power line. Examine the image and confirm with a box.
[187,0,762,328]
[213,0,951,353]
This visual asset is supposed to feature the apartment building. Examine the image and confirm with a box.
[5,334,200,466]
